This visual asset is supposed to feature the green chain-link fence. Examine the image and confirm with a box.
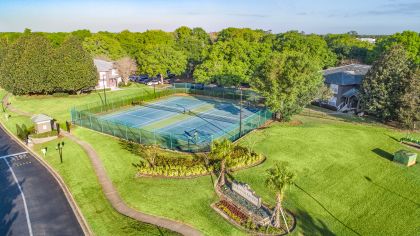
[71,84,272,152]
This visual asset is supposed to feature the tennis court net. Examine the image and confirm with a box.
[141,102,238,124]
[189,111,238,124]
[141,102,186,114]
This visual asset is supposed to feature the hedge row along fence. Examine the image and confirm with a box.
[71,84,273,152]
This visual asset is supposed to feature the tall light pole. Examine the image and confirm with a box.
[239,87,243,138]
[56,141,65,163]
[102,75,107,106]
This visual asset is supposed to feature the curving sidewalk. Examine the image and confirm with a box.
[2,93,33,117]
[62,132,203,236]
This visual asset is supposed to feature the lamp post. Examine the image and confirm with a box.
[56,141,65,163]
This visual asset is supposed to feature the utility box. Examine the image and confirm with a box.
[393,150,417,167]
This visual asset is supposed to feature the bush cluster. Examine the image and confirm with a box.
[126,140,264,177]
[400,136,420,145]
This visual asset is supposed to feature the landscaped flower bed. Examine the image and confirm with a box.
[215,200,249,224]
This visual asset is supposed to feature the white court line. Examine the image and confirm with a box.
[0,151,28,160]
[3,157,33,236]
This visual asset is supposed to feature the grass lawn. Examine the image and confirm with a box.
[3,86,419,235]
[7,84,153,123]
[71,115,420,236]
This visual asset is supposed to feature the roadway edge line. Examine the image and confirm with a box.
[0,123,93,236]
[3,157,34,236]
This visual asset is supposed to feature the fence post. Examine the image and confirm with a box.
[125,125,128,140]
[170,134,173,149]
[89,114,93,128]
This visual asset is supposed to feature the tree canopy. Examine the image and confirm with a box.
[0,34,54,95]
[369,31,420,65]
[0,34,97,95]
[49,36,98,93]
[83,33,126,60]
[253,50,324,120]
[325,33,374,64]
[361,45,419,127]
[275,31,337,68]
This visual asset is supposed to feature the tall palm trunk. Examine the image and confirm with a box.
[219,159,226,186]
[273,192,282,227]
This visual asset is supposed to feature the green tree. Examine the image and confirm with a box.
[194,38,271,86]
[265,161,295,229]
[0,34,54,95]
[217,27,267,42]
[136,44,187,77]
[83,33,126,60]
[325,33,374,64]
[275,31,337,68]
[49,36,98,93]
[253,51,324,121]
[0,38,7,65]
[175,26,211,77]
[369,31,420,64]
[397,67,420,128]
[361,45,419,127]
[71,29,92,41]
[210,139,235,187]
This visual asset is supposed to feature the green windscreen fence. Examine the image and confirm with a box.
[71,84,272,152]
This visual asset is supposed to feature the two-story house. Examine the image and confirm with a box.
[321,64,371,112]
[93,59,122,89]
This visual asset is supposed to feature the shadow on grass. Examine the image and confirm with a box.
[295,184,361,236]
[364,176,420,207]
[371,148,394,161]
[295,209,335,236]
[387,135,400,142]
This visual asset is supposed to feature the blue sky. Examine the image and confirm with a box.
[0,0,419,34]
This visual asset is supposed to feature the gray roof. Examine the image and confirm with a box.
[94,59,115,72]
[323,64,371,85]
[31,114,53,123]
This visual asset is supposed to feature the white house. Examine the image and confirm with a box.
[93,59,122,89]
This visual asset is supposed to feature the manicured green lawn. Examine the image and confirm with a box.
[3,86,419,235]
[7,84,153,123]
[72,116,420,236]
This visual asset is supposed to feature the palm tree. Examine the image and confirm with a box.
[210,139,235,187]
[265,161,295,230]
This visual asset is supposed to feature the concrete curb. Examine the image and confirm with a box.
[0,122,93,236]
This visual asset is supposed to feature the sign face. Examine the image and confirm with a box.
[232,182,261,207]
[41,148,47,156]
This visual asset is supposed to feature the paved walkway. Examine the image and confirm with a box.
[2,93,33,117]
[62,132,202,236]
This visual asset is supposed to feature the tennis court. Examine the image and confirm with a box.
[100,95,259,144]
[71,85,272,152]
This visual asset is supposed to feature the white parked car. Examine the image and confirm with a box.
[147,80,161,86]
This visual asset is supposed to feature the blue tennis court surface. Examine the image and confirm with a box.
[100,95,260,142]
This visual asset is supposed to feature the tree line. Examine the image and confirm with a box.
[0,28,418,127]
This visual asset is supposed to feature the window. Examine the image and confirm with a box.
[42,124,47,130]
[330,84,338,94]
[328,96,337,106]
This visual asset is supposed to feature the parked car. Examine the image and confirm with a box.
[147,79,161,86]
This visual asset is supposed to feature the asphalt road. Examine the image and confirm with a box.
[0,127,84,236]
